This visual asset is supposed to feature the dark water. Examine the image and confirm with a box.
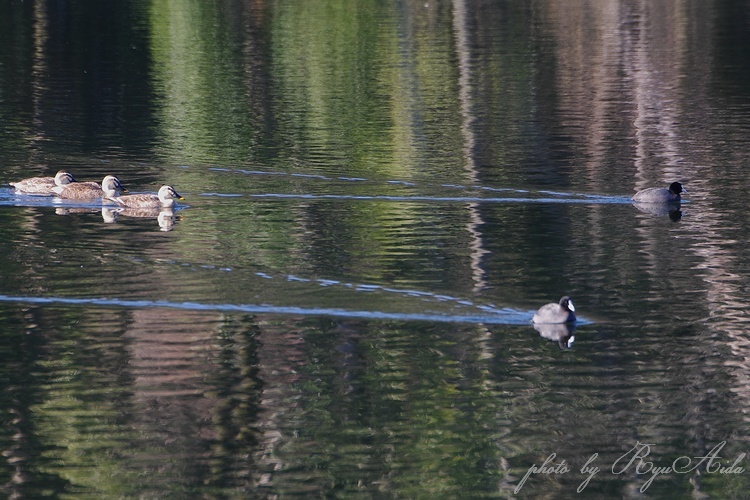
[1,1,750,497]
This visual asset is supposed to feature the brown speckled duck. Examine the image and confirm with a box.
[109,185,183,209]
[55,175,127,200]
[10,170,76,195]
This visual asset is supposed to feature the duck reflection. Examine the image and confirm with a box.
[55,207,102,216]
[102,207,179,231]
[632,201,682,221]
[533,322,576,349]
[101,207,118,223]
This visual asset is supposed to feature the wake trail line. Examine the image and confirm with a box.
[0,294,535,325]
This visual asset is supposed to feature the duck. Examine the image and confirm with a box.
[10,170,77,195]
[55,175,127,199]
[109,185,183,209]
[632,182,686,203]
[532,296,576,324]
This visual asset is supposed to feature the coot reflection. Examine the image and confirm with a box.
[632,201,682,221]
[533,322,576,349]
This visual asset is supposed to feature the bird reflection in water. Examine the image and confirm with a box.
[55,206,180,231]
[632,201,682,221]
[102,207,179,231]
[533,322,576,349]
[55,207,100,216]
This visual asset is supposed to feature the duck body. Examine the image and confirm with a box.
[10,170,76,195]
[532,296,576,324]
[632,182,685,203]
[109,185,183,209]
[56,175,127,199]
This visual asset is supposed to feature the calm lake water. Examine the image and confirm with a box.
[1,1,750,497]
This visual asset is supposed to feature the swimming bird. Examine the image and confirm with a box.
[55,175,127,199]
[532,296,576,324]
[632,182,686,203]
[9,170,77,195]
[109,185,183,209]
